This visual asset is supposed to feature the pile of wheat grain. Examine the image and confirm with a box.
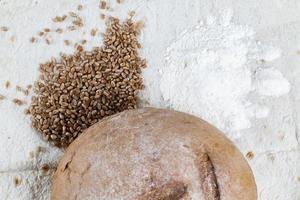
[29,17,146,147]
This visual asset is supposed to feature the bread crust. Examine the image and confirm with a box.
[197,153,220,200]
[52,108,257,200]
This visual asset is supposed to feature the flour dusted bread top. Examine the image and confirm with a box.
[51,108,257,200]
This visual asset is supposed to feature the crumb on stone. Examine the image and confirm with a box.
[246,151,254,160]
[14,177,22,186]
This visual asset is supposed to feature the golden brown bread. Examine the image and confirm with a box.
[51,108,257,200]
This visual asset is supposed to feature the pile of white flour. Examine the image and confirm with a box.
[159,11,290,137]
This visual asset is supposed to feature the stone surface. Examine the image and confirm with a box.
[0,0,299,199]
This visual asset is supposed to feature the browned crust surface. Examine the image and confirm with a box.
[137,181,187,200]
[197,153,220,200]
[52,107,257,200]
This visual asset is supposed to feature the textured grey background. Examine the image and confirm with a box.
[0,0,299,199]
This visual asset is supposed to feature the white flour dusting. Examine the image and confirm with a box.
[160,11,290,136]
[254,68,291,97]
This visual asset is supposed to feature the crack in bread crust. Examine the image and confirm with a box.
[197,152,220,200]
[137,180,187,200]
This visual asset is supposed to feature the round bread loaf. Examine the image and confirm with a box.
[52,108,257,200]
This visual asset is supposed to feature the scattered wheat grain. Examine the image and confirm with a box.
[55,28,63,33]
[64,40,71,46]
[68,26,77,31]
[100,14,106,20]
[5,81,10,88]
[38,31,44,37]
[1,26,9,32]
[91,28,98,36]
[80,39,87,45]
[52,15,67,23]
[69,12,78,18]
[13,99,25,106]
[30,37,37,43]
[77,5,83,11]
[100,1,107,9]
